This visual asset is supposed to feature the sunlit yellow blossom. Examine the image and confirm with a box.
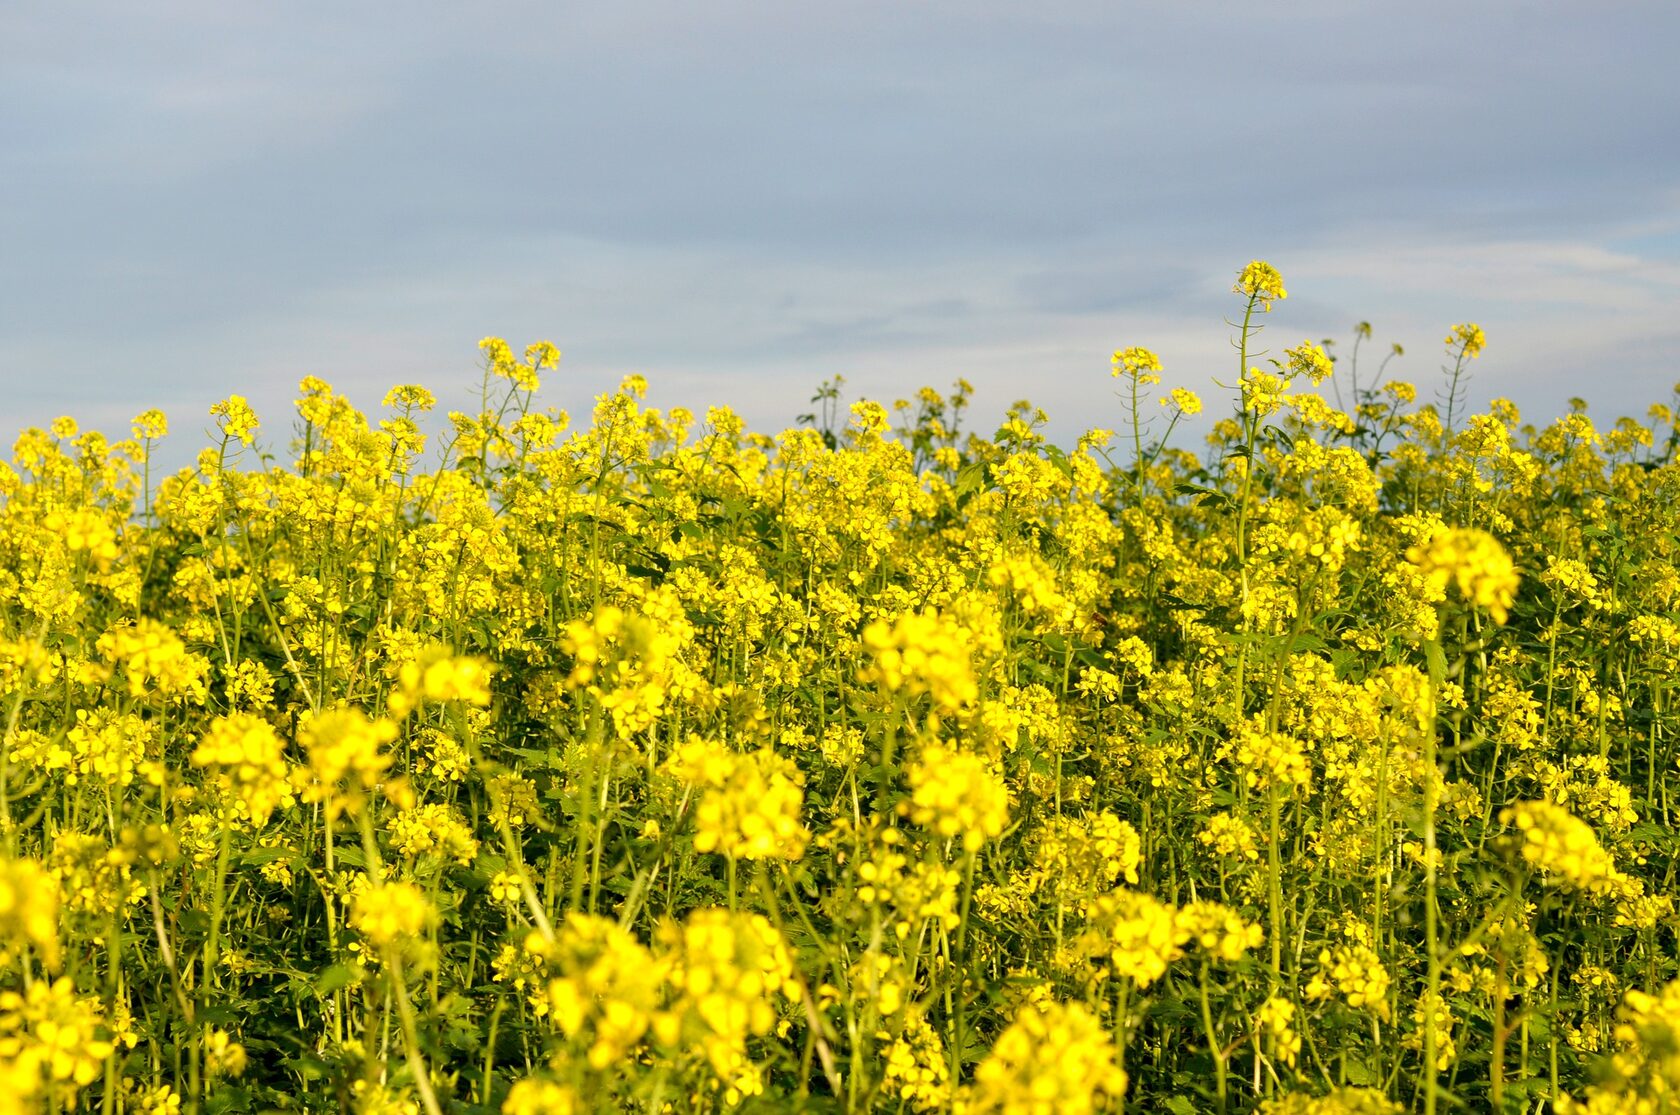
[203,1029,247,1078]
[1502,800,1627,895]
[351,880,436,950]
[543,914,665,1070]
[502,1078,580,1115]
[1235,260,1287,307]
[668,738,810,860]
[1406,526,1520,625]
[1285,341,1334,385]
[861,609,979,712]
[1305,945,1392,1020]
[190,712,295,824]
[131,408,169,440]
[962,1001,1127,1114]
[1176,900,1263,962]
[209,395,260,445]
[0,977,114,1102]
[389,646,493,718]
[1111,346,1163,383]
[298,707,398,811]
[1162,386,1203,415]
[0,858,60,970]
[657,909,798,1101]
[1256,996,1302,1068]
[1445,322,1486,358]
[382,384,436,411]
[1231,725,1311,793]
[1081,889,1184,987]
[97,620,208,701]
[907,744,1009,853]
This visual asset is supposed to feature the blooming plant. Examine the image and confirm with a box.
[2,266,1680,1114]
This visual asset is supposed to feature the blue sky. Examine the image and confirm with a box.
[5,0,1679,461]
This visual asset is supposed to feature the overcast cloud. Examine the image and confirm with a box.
[4,0,1678,460]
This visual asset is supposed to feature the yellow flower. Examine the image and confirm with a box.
[657,909,798,1099]
[668,739,810,861]
[861,609,979,712]
[0,977,114,1099]
[1558,980,1680,1113]
[907,744,1009,853]
[1081,889,1184,987]
[389,646,493,718]
[1305,945,1392,1020]
[0,857,61,970]
[131,408,169,440]
[543,914,665,1070]
[350,880,436,950]
[204,1029,246,1078]
[1445,322,1486,358]
[97,620,207,701]
[190,712,295,825]
[963,1001,1127,1114]
[1162,386,1203,416]
[1111,346,1163,383]
[1285,341,1334,385]
[298,707,398,812]
[382,384,436,411]
[1235,260,1287,307]
[1256,996,1302,1068]
[1405,527,1520,625]
[388,802,479,865]
[1176,900,1263,962]
[1232,725,1311,793]
[489,871,525,904]
[209,395,260,446]
[1502,801,1627,895]
[502,1078,580,1115]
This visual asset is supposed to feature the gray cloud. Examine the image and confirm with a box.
[3,0,1678,462]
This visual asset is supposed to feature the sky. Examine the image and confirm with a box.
[5,0,1679,466]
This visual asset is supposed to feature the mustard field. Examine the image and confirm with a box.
[3,262,1679,1113]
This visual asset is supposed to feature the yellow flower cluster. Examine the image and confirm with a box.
[1232,726,1312,793]
[1081,889,1183,987]
[668,738,810,861]
[541,914,664,1070]
[1235,260,1288,307]
[657,910,799,1102]
[388,803,479,865]
[1034,812,1141,896]
[1111,346,1163,382]
[961,1001,1127,1115]
[1177,900,1264,962]
[1405,526,1521,625]
[209,395,260,445]
[1445,323,1487,358]
[1257,995,1302,1068]
[0,857,61,970]
[388,647,492,718]
[96,620,208,701]
[1556,980,1680,1114]
[501,1078,580,1115]
[351,880,436,950]
[190,712,295,825]
[0,978,113,1108]
[1306,944,1392,1021]
[907,744,1010,852]
[1502,800,1627,895]
[299,707,399,813]
[860,609,979,712]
